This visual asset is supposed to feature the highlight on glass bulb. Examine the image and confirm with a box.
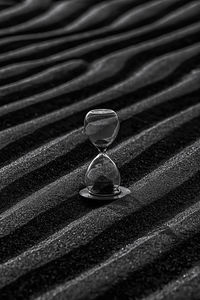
[79,109,131,200]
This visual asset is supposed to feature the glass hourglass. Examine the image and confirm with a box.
[79,109,131,200]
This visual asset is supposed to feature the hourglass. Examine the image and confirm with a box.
[79,109,131,200]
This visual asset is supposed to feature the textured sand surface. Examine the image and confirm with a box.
[0,0,200,299]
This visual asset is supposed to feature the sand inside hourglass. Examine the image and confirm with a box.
[91,175,118,195]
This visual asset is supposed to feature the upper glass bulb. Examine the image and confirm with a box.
[84,109,120,151]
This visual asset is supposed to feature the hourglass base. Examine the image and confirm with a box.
[79,186,131,201]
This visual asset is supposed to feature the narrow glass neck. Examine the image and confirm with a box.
[97,146,107,153]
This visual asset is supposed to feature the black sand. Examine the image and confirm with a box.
[0,0,200,299]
